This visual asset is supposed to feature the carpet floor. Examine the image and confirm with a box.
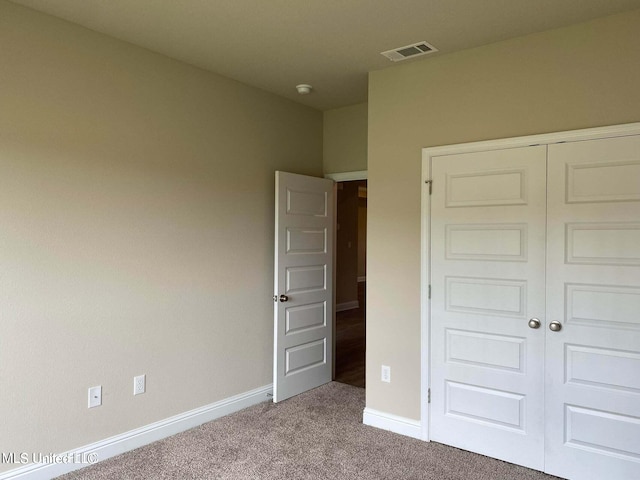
[58,382,561,480]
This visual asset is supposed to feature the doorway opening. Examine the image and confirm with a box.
[334,180,367,388]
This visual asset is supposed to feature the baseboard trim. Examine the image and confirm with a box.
[336,300,359,312]
[0,384,273,480]
[362,407,423,440]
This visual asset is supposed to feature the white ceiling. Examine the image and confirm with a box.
[10,0,640,110]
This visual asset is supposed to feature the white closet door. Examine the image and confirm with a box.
[430,146,547,470]
[545,136,640,480]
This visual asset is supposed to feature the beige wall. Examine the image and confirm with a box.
[0,1,322,469]
[323,103,368,174]
[366,9,640,420]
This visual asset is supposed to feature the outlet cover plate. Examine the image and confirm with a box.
[381,365,391,383]
[134,374,146,395]
[88,386,102,408]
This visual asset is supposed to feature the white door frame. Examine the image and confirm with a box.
[420,122,640,442]
[324,170,368,380]
[325,171,368,183]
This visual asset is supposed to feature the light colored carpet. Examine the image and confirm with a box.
[58,382,561,479]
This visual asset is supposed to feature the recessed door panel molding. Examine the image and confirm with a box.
[566,222,640,266]
[445,224,527,261]
[445,381,526,431]
[284,339,326,376]
[566,160,640,204]
[445,276,526,318]
[286,189,327,216]
[565,405,640,462]
[445,168,527,208]
[285,265,326,294]
[566,283,640,330]
[285,302,326,335]
[446,329,525,373]
[565,344,640,394]
[286,227,327,254]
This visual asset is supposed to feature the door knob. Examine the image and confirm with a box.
[549,321,562,332]
[279,294,289,302]
[528,318,541,329]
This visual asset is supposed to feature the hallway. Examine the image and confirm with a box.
[335,282,365,388]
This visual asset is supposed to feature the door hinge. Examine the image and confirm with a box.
[428,285,431,299]
[425,179,432,195]
[428,388,431,404]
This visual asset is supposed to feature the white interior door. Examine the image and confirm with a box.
[430,146,547,470]
[545,135,640,480]
[273,171,334,403]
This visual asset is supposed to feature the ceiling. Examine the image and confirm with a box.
[10,0,640,110]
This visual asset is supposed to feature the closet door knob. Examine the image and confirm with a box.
[528,318,541,329]
[549,321,562,332]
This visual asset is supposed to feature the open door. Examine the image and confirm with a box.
[273,171,334,403]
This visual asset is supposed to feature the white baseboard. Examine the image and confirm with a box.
[362,407,423,440]
[357,276,366,283]
[0,384,273,480]
[336,300,359,312]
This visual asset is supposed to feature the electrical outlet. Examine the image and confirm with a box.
[88,386,102,408]
[134,375,146,395]
[381,365,391,383]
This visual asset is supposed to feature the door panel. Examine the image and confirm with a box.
[430,146,547,470]
[274,171,334,403]
[545,136,640,480]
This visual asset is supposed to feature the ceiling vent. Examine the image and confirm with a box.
[381,41,437,62]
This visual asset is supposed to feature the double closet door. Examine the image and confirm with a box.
[429,133,640,480]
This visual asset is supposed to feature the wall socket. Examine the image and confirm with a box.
[134,374,146,395]
[381,365,391,383]
[88,386,102,408]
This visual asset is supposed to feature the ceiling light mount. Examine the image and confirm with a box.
[296,84,313,95]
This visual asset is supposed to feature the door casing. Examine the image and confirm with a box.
[324,171,368,381]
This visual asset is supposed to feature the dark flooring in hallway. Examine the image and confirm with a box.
[335,282,365,388]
